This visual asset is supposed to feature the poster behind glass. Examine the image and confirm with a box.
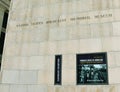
[54,55,62,85]
[77,52,108,85]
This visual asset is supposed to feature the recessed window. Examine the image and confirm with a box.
[54,55,62,85]
[76,52,108,85]
[2,12,8,29]
[0,32,5,55]
[0,11,8,69]
[0,32,5,69]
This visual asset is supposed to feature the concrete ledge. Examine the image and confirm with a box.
[0,84,120,92]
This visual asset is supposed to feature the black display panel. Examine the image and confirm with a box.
[76,52,108,85]
[54,55,62,85]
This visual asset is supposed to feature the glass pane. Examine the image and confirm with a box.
[76,52,108,85]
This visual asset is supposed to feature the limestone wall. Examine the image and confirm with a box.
[1,0,120,92]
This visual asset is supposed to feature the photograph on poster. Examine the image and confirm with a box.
[77,52,108,85]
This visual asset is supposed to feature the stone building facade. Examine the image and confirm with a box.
[0,0,120,92]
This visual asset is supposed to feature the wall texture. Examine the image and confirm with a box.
[1,0,120,92]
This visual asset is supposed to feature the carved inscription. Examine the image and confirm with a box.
[94,14,112,18]
[16,13,113,27]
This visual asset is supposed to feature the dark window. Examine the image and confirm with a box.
[0,32,5,69]
[54,55,62,85]
[76,52,108,85]
[2,12,8,28]
[0,32,5,55]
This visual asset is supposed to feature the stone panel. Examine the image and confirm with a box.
[28,56,50,70]
[48,56,55,72]
[63,54,76,69]
[106,86,117,92]
[114,52,120,67]
[113,9,120,21]
[113,0,120,8]
[117,85,120,92]
[15,29,49,43]
[49,28,69,41]
[108,52,120,67]
[10,85,27,92]
[2,57,29,70]
[76,0,92,12]
[79,38,102,53]
[2,56,54,70]
[69,25,91,39]
[38,42,48,55]
[4,43,21,56]
[64,86,76,92]
[31,29,48,42]
[55,87,64,92]
[109,67,120,84]
[57,40,80,54]
[0,85,10,92]
[48,86,55,92]
[62,68,76,85]
[112,22,120,36]
[47,42,57,55]
[20,43,39,56]
[76,86,88,92]
[19,70,38,84]
[5,32,16,43]
[102,37,120,51]
[90,23,112,38]
[76,85,118,92]
[107,52,116,67]
[93,0,113,10]
[12,0,28,10]
[28,85,47,92]
[2,70,19,84]
[38,70,54,85]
